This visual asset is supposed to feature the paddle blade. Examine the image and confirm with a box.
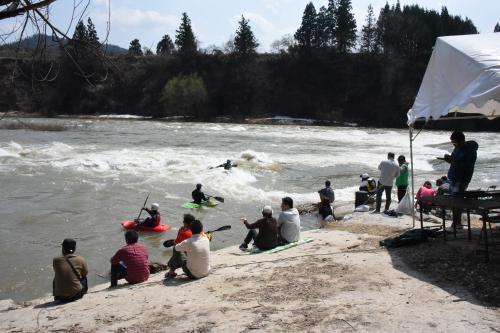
[163,239,175,248]
[213,196,224,203]
[210,225,231,233]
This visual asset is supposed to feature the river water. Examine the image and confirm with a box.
[1,118,499,301]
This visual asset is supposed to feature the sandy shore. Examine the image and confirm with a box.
[1,213,499,333]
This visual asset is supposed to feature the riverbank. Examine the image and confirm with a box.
[1,213,499,333]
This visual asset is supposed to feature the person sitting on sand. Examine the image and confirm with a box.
[165,214,195,277]
[110,230,149,287]
[436,178,450,196]
[137,203,160,227]
[215,159,237,170]
[415,181,435,213]
[318,180,335,204]
[277,197,300,244]
[317,197,335,228]
[239,205,278,251]
[53,238,88,303]
[192,183,208,204]
[359,173,377,194]
[166,220,210,279]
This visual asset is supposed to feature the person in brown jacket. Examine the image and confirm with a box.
[239,205,278,251]
[53,239,88,302]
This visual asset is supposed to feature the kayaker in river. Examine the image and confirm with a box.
[214,159,237,170]
[137,203,160,227]
[192,184,209,204]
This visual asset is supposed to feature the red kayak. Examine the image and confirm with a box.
[121,220,172,232]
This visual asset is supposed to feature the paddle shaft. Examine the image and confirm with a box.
[136,193,150,221]
[163,225,231,248]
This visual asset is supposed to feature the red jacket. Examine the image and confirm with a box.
[175,226,192,244]
[111,243,149,283]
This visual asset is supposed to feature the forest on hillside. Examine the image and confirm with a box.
[2,1,499,130]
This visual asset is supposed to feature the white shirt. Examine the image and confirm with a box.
[175,234,210,278]
[378,159,401,187]
[277,208,300,243]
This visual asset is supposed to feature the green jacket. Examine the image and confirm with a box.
[395,162,409,186]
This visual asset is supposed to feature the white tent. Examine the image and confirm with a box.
[406,33,500,227]
[408,33,500,124]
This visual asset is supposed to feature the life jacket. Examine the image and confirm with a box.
[367,178,376,191]
[153,212,161,227]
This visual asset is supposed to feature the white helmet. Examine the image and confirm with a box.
[360,173,369,179]
[151,203,159,211]
[262,205,273,215]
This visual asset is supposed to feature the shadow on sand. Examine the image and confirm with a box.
[385,226,500,307]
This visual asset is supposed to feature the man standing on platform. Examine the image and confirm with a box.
[444,131,478,227]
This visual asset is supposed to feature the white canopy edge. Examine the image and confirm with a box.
[407,33,500,125]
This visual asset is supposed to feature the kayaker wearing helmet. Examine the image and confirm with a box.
[138,203,161,227]
[192,184,208,205]
[215,159,237,170]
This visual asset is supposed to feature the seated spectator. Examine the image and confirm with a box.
[167,220,210,279]
[436,178,450,195]
[318,180,335,204]
[359,173,377,194]
[110,230,149,287]
[165,214,195,277]
[53,238,88,303]
[416,181,435,213]
[277,197,300,244]
[239,205,278,251]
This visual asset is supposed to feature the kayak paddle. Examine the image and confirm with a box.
[136,192,150,222]
[162,225,231,248]
[207,195,224,203]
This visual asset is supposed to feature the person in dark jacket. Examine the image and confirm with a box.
[192,183,208,204]
[239,205,278,251]
[443,131,479,227]
[137,203,160,227]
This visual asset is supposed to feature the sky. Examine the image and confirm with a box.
[2,0,499,51]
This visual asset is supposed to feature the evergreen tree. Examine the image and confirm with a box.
[294,2,317,52]
[86,17,100,47]
[325,0,338,47]
[315,6,329,48]
[72,20,87,43]
[495,23,500,32]
[175,12,197,55]
[359,4,377,53]
[128,38,143,56]
[335,0,357,53]
[156,34,175,55]
[233,15,259,58]
[375,2,391,55]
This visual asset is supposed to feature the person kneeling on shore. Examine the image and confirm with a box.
[53,238,88,303]
[110,230,149,287]
[277,197,300,244]
[239,205,278,251]
[165,214,195,277]
[166,220,210,279]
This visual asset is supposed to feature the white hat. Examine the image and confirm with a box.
[151,203,159,211]
[360,173,369,178]
[262,205,273,215]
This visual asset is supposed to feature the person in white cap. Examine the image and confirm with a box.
[138,203,161,227]
[239,205,278,251]
[359,173,377,194]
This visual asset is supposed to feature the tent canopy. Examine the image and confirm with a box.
[407,33,500,125]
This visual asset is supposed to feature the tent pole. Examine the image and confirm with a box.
[409,126,416,228]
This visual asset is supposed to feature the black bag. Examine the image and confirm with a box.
[65,256,88,294]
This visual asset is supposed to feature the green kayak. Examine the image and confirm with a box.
[182,201,219,209]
